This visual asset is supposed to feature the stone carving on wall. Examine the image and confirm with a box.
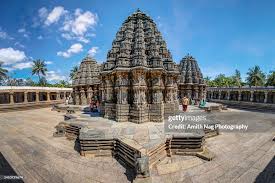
[101,9,179,123]
[178,54,206,100]
[72,56,101,105]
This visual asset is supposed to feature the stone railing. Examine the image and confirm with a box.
[0,86,72,111]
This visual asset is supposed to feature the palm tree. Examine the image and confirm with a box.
[32,59,48,81]
[246,66,266,86]
[0,62,8,81]
[232,69,242,87]
[266,71,275,86]
[70,66,78,80]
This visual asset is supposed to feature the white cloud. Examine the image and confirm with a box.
[17,28,30,38]
[38,7,48,19]
[0,48,27,65]
[46,70,66,81]
[18,28,26,33]
[14,42,25,48]
[11,62,33,70]
[0,27,13,40]
[57,43,83,58]
[88,47,98,57]
[61,8,98,43]
[45,61,52,64]
[37,35,43,40]
[45,6,67,26]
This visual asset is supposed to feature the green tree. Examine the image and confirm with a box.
[0,62,8,83]
[32,59,48,81]
[246,65,266,86]
[24,77,35,86]
[38,77,47,86]
[70,66,78,80]
[232,69,242,87]
[212,74,234,87]
[266,71,275,86]
[204,76,216,87]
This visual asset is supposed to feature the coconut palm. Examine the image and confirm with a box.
[232,69,242,87]
[0,62,8,81]
[246,66,265,86]
[32,59,48,81]
[70,66,78,80]
[266,71,275,86]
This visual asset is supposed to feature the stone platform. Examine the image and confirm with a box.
[1,107,274,182]
[53,106,223,179]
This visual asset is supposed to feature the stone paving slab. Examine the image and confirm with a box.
[0,107,275,182]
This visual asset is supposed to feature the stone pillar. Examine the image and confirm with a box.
[36,92,39,102]
[74,89,80,105]
[87,87,93,104]
[130,70,148,123]
[47,92,51,101]
[80,88,87,105]
[238,91,242,101]
[250,91,254,102]
[9,92,14,104]
[24,92,28,103]
[218,90,221,100]
[226,91,230,100]
[264,91,268,103]
[56,92,60,100]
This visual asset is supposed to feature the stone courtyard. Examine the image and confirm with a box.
[0,107,274,183]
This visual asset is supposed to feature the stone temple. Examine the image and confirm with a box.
[178,54,206,101]
[72,56,101,105]
[101,9,179,123]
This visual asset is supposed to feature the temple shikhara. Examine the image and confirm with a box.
[72,56,101,105]
[100,9,179,123]
[178,54,206,101]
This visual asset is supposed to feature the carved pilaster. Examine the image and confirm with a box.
[74,89,80,105]
[80,88,87,105]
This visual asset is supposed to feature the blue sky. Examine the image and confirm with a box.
[0,0,274,83]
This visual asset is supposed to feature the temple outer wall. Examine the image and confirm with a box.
[206,86,275,111]
[0,86,72,111]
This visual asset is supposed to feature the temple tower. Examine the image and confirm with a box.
[178,54,206,101]
[101,9,179,123]
[72,56,101,105]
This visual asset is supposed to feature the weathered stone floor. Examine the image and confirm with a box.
[0,107,274,183]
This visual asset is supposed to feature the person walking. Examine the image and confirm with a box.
[90,100,94,112]
[182,96,189,112]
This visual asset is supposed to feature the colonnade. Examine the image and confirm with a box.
[206,87,275,104]
[0,86,72,106]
